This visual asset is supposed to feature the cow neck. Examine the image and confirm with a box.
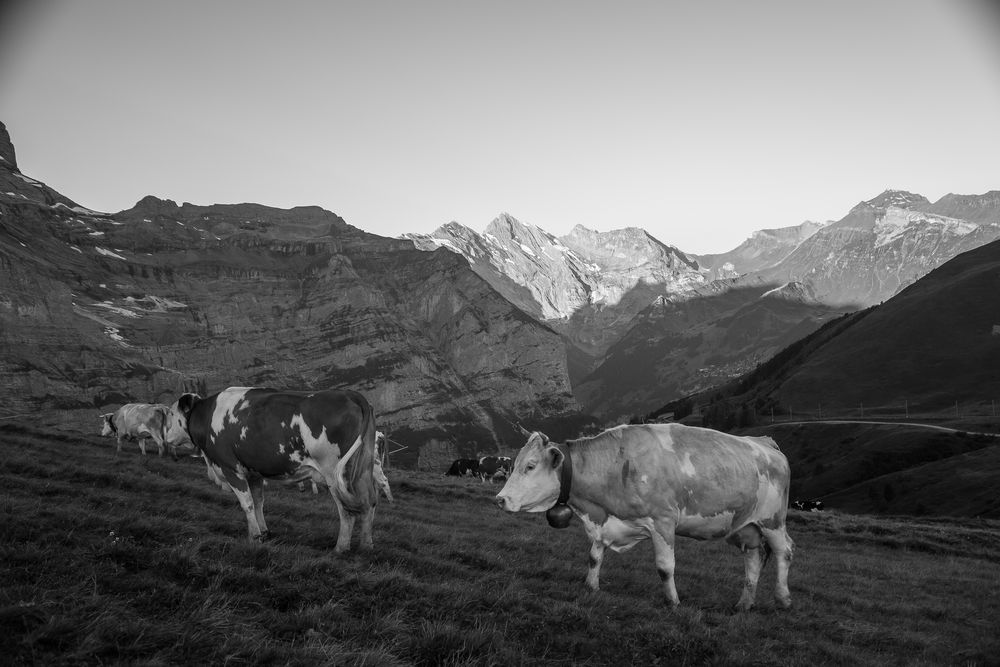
[558,440,612,514]
[556,443,573,505]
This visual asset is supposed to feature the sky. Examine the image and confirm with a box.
[1,1,999,254]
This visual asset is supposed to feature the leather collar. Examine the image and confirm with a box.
[556,443,572,505]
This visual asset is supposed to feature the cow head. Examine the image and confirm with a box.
[165,393,201,458]
[99,413,115,437]
[495,431,564,513]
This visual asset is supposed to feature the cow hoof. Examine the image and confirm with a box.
[776,597,792,610]
[733,602,754,613]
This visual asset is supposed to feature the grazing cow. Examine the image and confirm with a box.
[100,403,174,456]
[446,458,480,477]
[169,387,378,551]
[478,455,512,482]
[791,499,824,512]
[496,424,794,611]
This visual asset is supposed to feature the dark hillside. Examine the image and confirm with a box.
[774,238,1000,412]
[742,422,1000,517]
[2,424,999,665]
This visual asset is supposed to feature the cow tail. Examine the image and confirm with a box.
[333,395,376,515]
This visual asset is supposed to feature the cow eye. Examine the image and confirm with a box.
[525,463,536,472]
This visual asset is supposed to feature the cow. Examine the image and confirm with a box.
[791,499,824,512]
[495,424,794,611]
[100,403,174,456]
[478,455,512,482]
[169,387,378,552]
[445,458,480,477]
[299,432,394,503]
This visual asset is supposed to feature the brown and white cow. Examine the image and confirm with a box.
[100,403,174,456]
[169,387,379,552]
[496,424,794,611]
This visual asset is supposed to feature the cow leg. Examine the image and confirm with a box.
[586,540,605,591]
[115,435,123,457]
[328,490,356,553]
[150,431,166,457]
[221,470,263,541]
[357,504,376,552]
[650,520,680,606]
[762,526,794,609]
[728,524,766,611]
[138,436,148,456]
[247,476,269,541]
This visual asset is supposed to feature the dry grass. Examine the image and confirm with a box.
[2,423,999,665]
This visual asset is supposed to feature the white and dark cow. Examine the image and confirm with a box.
[170,387,379,552]
[478,455,512,482]
[791,499,824,512]
[445,458,480,477]
[100,403,175,456]
[496,424,794,611]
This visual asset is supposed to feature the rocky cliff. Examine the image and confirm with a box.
[0,122,586,463]
[693,221,827,279]
[405,214,705,360]
[750,190,1000,306]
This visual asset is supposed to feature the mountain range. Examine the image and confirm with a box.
[3,118,1000,467]
[406,190,1000,418]
[0,122,588,467]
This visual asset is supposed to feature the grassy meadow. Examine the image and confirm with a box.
[2,423,999,666]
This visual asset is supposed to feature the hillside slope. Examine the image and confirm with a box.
[3,424,999,665]
[0,122,586,458]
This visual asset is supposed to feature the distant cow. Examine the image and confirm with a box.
[446,458,480,477]
[169,387,378,551]
[496,424,794,610]
[478,456,512,482]
[791,499,824,512]
[100,403,174,456]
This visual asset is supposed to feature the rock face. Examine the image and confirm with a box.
[693,221,827,279]
[405,213,705,359]
[750,190,1000,306]
[0,121,17,171]
[0,129,586,463]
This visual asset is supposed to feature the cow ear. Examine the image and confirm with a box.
[548,445,564,469]
[177,393,199,417]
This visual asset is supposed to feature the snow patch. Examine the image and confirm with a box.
[95,301,140,318]
[124,295,188,311]
[104,327,131,346]
[13,173,41,187]
[876,207,978,247]
[95,247,127,260]
[519,243,536,257]
[431,238,461,253]
[70,246,82,254]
